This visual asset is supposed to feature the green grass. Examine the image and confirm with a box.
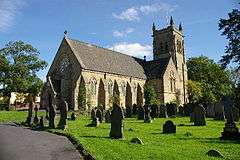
[1,111,240,160]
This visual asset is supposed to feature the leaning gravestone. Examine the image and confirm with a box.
[137,106,144,120]
[214,102,225,120]
[159,104,168,118]
[206,103,215,118]
[105,110,111,123]
[109,104,124,139]
[144,105,152,123]
[150,104,158,119]
[232,107,239,122]
[221,96,240,140]
[163,120,176,134]
[96,109,103,123]
[193,104,206,126]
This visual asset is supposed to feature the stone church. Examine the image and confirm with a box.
[41,18,188,111]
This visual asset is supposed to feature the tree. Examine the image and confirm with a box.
[187,80,203,103]
[219,8,240,70]
[187,56,233,104]
[144,85,158,105]
[0,41,47,105]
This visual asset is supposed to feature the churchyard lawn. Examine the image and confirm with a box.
[1,111,240,160]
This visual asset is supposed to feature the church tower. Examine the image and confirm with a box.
[152,17,188,104]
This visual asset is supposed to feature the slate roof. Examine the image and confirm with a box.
[65,37,169,80]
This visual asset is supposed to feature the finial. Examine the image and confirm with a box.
[64,30,68,37]
[170,16,174,26]
[152,23,156,32]
[179,23,182,31]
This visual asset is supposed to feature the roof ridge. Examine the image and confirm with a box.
[66,37,145,61]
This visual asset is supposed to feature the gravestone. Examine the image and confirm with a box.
[91,117,100,127]
[144,105,152,123]
[233,107,239,122]
[71,112,76,120]
[193,104,206,126]
[130,137,144,145]
[105,110,111,123]
[109,104,124,139]
[39,116,44,128]
[178,106,184,116]
[137,106,144,120]
[166,103,177,117]
[96,109,103,123]
[132,104,137,115]
[125,106,132,118]
[150,104,158,119]
[214,102,225,120]
[221,96,240,140]
[183,103,194,116]
[206,103,215,118]
[33,106,39,124]
[25,102,34,126]
[159,104,168,118]
[49,103,56,128]
[58,100,68,129]
[163,120,176,134]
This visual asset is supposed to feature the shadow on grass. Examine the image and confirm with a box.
[178,137,240,144]
[80,135,110,139]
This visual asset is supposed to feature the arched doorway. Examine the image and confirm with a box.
[98,79,106,109]
[78,76,86,110]
[137,84,143,106]
[113,80,120,106]
[125,82,132,108]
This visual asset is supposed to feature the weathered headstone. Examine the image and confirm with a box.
[144,105,152,123]
[221,96,240,140]
[49,103,56,128]
[105,110,111,123]
[206,149,224,158]
[96,109,103,123]
[25,101,34,126]
[39,116,44,128]
[109,104,124,139]
[71,112,76,120]
[150,104,158,119]
[183,103,194,116]
[193,104,206,126]
[159,104,168,118]
[233,107,239,122]
[178,105,184,116]
[33,106,39,124]
[214,102,225,120]
[206,103,215,118]
[163,120,176,134]
[132,104,137,115]
[91,117,100,127]
[166,103,177,117]
[137,106,144,120]
[125,106,132,118]
[130,137,144,145]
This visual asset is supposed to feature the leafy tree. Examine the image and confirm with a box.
[219,8,240,70]
[187,80,203,103]
[144,85,158,105]
[0,41,47,104]
[187,56,233,104]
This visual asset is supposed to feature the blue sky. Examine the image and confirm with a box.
[0,0,238,80]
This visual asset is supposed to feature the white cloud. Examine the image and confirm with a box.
[0,0,25,32]
[109,42,152,58]
[113,3,177,21]
[112,7,139,21]
[113,28,134,37]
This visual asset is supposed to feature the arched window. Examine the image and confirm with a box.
[120,81,126,96]
[170,71,176,92]
[90,78,97,95]
[108,80,113,96]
